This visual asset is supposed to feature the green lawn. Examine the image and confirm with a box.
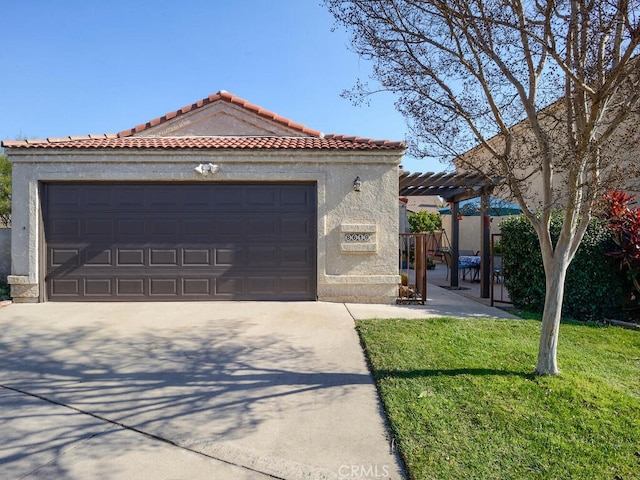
[357,317,640,480]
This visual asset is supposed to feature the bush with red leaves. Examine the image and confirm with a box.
[603,190,640,302]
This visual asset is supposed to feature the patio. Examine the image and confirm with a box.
[425,256,511,308]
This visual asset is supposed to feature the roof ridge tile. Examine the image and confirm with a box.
[117,91,324,138]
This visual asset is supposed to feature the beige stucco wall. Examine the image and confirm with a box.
[7,148,402,303]
[455,102,640,210]
[441,214,516,253]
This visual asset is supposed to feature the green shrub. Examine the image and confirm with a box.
[0,155,11,227]
[407,210,442,233]
[500,214,624,321]
[0,280,10,301]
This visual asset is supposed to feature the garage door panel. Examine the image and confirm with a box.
[215,277,243,296]
[249,219,276,235]
[183,278,211,295]
[280,188,310,206]
[150,278,178,296]
[248,277,277,294]
[184,187,213,206]
[247,188,277,206]
[281,277,311,294]
[213,218,244,235]
[281,217,313,237]
[44,183,316,301]
[214,186,244,205]
[247,246,277,264]
[281,246,311,265]
[48,188,80,210]
[117,278,146,296]
[183,219,211,235]
[116,188,146,208]
[86,190,112,208]
[85,278,112,296]
[85,219,113,236]
[50,248,80,267]
[116,219,145,236]
[146,219,177,236]
[85,248,112,266]
[51,278,80,296]
[150,249,178,266]
[51,219,80,237]
[117,249,146,266]
[183,249,210,265]
[215,248,239,266]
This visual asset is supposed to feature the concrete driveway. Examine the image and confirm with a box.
[0,302,405,479]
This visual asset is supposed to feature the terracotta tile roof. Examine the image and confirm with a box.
[1,134,405,151]
[1,91,405,151]
[118,90,323,138]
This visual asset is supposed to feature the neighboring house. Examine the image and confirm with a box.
[399,196,410,233]
[454,96,640,210]
[1,91,405,303]
[405,195,443,215]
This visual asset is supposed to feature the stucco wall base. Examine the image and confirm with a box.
[318,283,398,304]
[9,283,39,302]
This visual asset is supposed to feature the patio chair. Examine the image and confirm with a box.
[493,255,503,283]
[443,251,473,281]
[443,250,452,280]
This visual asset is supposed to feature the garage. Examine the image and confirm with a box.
[44,182,317,301]
[4,91,404,304]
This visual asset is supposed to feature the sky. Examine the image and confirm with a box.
[0,0,449,174]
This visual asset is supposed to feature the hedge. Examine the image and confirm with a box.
[500,214,625,321]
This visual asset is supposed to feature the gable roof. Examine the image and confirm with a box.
[118,90,323,138]
[1,91,405,152]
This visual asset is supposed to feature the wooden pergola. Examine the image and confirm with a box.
[399,170,500,298]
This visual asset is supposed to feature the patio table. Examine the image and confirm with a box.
[459,255,481,282]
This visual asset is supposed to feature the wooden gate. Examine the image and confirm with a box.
[398,233,427,304]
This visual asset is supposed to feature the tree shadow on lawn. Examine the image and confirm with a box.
[0,313,370,478]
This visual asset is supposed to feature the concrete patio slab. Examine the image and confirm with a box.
[346,283,520,320]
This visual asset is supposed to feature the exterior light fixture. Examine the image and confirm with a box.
[194,163,220,176]
[353,176,362,192]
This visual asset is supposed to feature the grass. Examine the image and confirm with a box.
[357,317,640,479]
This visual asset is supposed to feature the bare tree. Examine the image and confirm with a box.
[0,154,11,227]
[326,0,640,375]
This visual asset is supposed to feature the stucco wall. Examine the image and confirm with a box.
[455,102,640,210]
[441,214,515,253]
[7,148,402,303]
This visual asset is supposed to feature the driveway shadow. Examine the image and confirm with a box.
[0,309,374,478]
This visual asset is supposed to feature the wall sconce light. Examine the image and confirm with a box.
[194,163,220,176]
[353,176,362,192]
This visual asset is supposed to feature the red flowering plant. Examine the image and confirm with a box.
[602,190,640,295]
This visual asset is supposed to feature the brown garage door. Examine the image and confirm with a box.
[43,183,316,301]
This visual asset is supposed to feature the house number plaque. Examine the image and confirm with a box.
[340,224,377,253]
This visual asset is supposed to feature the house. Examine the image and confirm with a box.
[454,95,640,211]
[405,195,444,215]
[1,91,405,303]
[398,196,410,233]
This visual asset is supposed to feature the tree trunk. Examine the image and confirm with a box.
[536,262,568,375]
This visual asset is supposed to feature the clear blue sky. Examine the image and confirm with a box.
[0,0,447,173]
